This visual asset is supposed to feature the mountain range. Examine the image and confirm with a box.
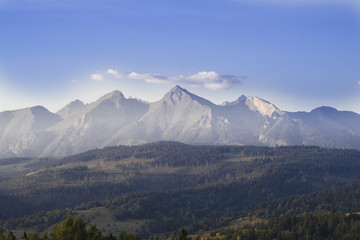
[1,85,360,157]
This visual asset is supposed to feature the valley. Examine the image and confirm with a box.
[1,142,360,238]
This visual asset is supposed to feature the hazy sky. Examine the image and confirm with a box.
[0,0,359,113]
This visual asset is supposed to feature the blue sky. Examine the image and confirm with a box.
[0,0,359,113]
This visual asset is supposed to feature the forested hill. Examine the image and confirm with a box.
[1,142,360,237]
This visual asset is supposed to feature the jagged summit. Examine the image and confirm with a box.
[98,90,125,101]
[170,84,185,92]
[56,99,85,119]
[221,95,281,118]
[221,95,247,106]
[30,105,48,112]
[245,96,282,118]
[163,85,188,102]
[163,85,215,107]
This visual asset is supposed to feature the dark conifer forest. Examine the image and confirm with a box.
[1,142,360,239]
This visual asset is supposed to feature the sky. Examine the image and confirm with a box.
[0,0,359,113]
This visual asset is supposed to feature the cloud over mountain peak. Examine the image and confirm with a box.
[90,69,243,90]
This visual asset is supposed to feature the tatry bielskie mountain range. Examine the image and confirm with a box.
[1,85,360,157]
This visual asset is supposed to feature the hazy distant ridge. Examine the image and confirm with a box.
[1,85,359,157]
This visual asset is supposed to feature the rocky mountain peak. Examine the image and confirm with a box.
[245,96,282,118]
[163,85,215,107]
[99,90,125,102]
[56,99,85,119]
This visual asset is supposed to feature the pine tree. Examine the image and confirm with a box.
[88,224,102,240]
[0,226,5,240]
[20,232,28,240]
[6,231,16,240]
[57,215,74,240]
[179,228,188,240]
[73,216,87,240]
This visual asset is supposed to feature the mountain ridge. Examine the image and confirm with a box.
[0,86,359,157]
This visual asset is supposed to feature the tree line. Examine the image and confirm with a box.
[223,211,360,240]
[0,215,140,240]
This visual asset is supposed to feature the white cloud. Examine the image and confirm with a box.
[128,72,171,84]
[90,69,243,90]
[183,72,241,90]
[358,80,360,86]
[186,71,220,83]
[90,73,104,81]
[203,79,233,91]
[127,71,242,90]
[107,69,123,79]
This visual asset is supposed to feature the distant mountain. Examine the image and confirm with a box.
[0,106,62,157]
[56,99,86,119]
[42,90,149,156]
[0,85,359,157]
[107,85,218,145]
